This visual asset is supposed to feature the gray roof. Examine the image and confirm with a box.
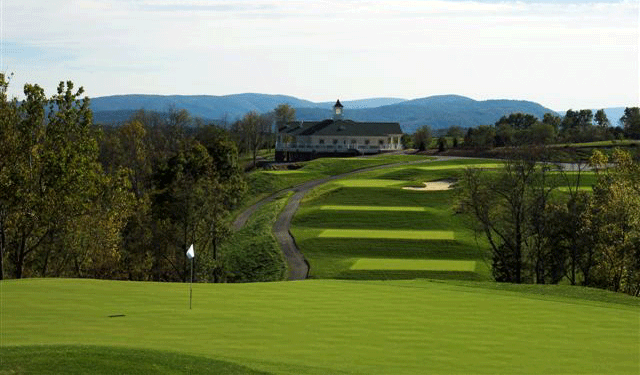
[279,119,402,137]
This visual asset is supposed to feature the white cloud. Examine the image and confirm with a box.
[3,0,638,109]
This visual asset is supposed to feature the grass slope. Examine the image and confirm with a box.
[290,159,601,281]
[243,154,429,205]
[2,279,638,375]
[222,194,290,282]
[0,345,268,375]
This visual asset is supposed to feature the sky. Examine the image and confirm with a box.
[2,0,639,111]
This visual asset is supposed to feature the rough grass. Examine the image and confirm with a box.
[2,278,638,375]
[550,139,640,148]
[221,194,290,282]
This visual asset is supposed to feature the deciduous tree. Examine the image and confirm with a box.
[620,107,640,139]
[412,125,432,151]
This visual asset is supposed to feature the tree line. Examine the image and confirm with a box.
[462,108,640,149]
[457,147,640,296]
[229,104,296,168]
[0,75,259,282]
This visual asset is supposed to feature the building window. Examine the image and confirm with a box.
[379,139,384,145]
[333,139,338,144]
[319,139,325,144]
[351,139,357,144]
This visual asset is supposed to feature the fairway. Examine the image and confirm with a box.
[318,229,455,240]
[334,179,406,187]
[291,159,490,280]
[416,163,503,170]
[350,258,477,271]
[556,186,593,192]
[2,279,638,375]
[319,205,427,212]
[263,170,307,174]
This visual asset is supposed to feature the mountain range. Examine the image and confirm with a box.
[90,93,621,133]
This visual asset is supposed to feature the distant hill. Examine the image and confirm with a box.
[90,93,317,123]
[92,110,220,126]
[90,93,557,132]
[295,95,556,133]
[316,98,407,109]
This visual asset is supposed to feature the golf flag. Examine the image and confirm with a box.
[186,244,195,259]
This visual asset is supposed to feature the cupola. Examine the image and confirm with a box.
[333,99,344,120]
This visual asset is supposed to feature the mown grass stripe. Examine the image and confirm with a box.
[350,259,477,271]
[263,170,308,174]
[318,229,455,240]
[319,205,427,212]
[556,186,593,192]
[334,179,407,187]
[416,163,503,170]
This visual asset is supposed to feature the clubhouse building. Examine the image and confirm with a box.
[275,100,404,162]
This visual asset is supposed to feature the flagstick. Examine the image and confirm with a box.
[189,258,193,310]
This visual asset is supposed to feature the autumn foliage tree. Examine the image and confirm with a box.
[0,76,134,279]
[1,77,248,282]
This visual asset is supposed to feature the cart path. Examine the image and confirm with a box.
[232,156,459,280]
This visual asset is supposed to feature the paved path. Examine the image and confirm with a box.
[233,156,458,280]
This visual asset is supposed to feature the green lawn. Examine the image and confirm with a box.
[550,139,640,148]
[290,159,601,282]
[350,259,477,272]
[320,205,427,212]
[416,163,503,170]
[318,229,455,240]
[291,159,489,281]
[2,278,638,375]
[0,345,267,375]
[241,154,431,209]
[334,179,407,187]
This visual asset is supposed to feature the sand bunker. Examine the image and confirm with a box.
[402,180,454,191]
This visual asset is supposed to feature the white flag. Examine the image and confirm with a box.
[186,244,195,259]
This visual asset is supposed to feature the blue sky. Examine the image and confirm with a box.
[3,0,639,110]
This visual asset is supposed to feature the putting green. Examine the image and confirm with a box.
[335,179,406,187]
[417,163,502,171]
[318,229,455,240]
[3,279,638,375]
[319,205,427,212]
[351,259,477,271]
